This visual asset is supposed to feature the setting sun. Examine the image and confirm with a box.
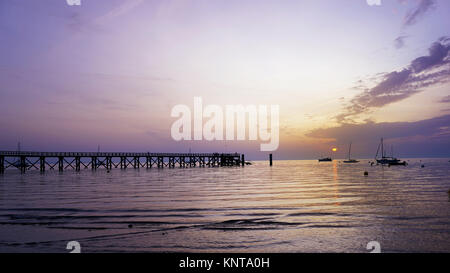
[332,148,338,152]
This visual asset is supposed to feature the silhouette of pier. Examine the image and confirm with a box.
[0,151,244,173]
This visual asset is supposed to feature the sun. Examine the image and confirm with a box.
[332,148,338,152]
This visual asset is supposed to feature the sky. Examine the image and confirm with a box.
[0,0,449,159]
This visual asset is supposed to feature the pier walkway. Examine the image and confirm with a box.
[0,151,245,173]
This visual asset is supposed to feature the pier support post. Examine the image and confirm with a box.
[75,157,80,171]
[241,154,245,166]
[40,157,45,172]
[0,156,4,174]
[91,157,97,170]
[58,156,64,172]
[20,156,26,173]
[269,154,272,166]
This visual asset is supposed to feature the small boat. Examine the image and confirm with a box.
[318,157,332,162]
[343,142,359,163]
[375,138,407,166]
[245,161,252,165]
[388,161,407,166]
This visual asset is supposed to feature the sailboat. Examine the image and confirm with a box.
[343,142,359,163]
[375,138,407,166]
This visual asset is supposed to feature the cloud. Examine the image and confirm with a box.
[310,114,450,140]
[95,0,145,24]
[411,40,450,72]
[394,35,408,49]
[403,0,435,26]
[337,38,450,123]
[307,114,450,157]
[393,0,435,49]
[439,95,450,103]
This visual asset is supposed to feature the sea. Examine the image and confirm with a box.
[0,159,449,253]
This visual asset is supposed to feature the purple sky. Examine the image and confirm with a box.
[0,0,449,159]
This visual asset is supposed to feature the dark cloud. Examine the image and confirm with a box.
[411,40,450,72]
[337,38,450,123]
[307,114,450,157]
[403,0,435,26]
[440,95,450,103]
[310,114,450,140]
[394,35,408,49]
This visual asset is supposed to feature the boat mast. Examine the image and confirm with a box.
[348,142,352,160]
[375,141,380,159]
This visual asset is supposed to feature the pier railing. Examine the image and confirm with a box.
[0,151,244,173]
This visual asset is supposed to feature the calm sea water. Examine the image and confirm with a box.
[0,159,449,253]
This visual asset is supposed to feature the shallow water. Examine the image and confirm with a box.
[0,159,449,253]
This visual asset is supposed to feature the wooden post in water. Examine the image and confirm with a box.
[40,157,45,172]
[76,157,80,171]
[91,157,97,170]
[269,154,273,166]
[241,154,245,166]
[158,156,163,168]
[19,156,26,173]
[0,155,4,174]
[58,156,64,172]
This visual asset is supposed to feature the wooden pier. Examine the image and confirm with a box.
[0,151,244,173]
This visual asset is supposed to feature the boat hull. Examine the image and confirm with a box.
[388,161,408,166]
[343,160,359,163]
[318,158,332,162]
[376,158,407,166]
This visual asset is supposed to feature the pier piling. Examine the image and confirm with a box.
[0,155,4,174]
[58,156,64,172]
[75,157,80,171]
[40,157,45,172]
[269,154,273,166]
